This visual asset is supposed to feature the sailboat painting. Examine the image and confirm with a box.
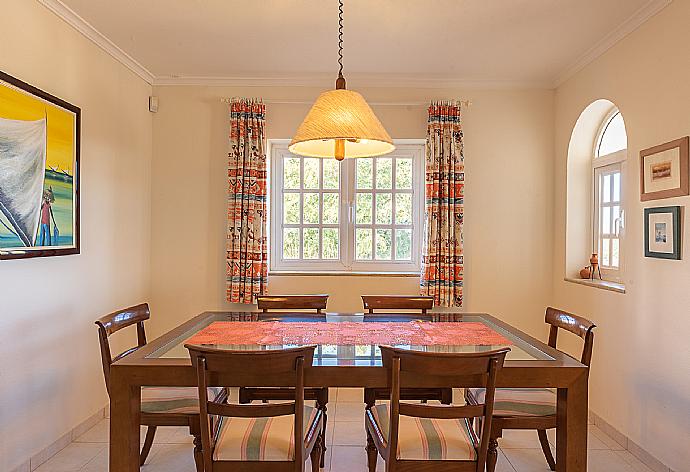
[0,71,80,260]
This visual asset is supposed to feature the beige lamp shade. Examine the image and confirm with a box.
[289,89,394,159]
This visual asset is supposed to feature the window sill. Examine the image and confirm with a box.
[269,271,420,278]
[564,277,626,294]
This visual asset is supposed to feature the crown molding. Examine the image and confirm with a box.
[152,74,551,90]
[36,0,155,84]
[553,0,672,88]
[38,0,671,91]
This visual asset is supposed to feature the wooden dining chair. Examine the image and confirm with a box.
[365,346,510,472]
[361,295,453,407]
[465,307,596,471]
[95,303,225,470]
[257,294,329,314]
[362,295,434,315]
[185,344,324,472]
[238,294,330,467]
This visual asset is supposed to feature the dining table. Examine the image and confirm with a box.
[109,311,589,472]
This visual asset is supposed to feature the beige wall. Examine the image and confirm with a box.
[149,85,554,338]
[0,2,153,470]
[552,1,690,469]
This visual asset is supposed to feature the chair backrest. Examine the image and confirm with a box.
[361,295,434,314]
[545,307,596,366]
[380,345,509,471]
[256,294,328,314]
[185,344,317,470]
[94,303,150,395]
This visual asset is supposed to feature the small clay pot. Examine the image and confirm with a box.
[580,267,592,279]
[590,253,599,266]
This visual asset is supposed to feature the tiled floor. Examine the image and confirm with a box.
[36,388,653,472]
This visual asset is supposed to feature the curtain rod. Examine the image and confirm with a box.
[219,97,472,107]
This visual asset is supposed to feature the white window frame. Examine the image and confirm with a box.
[592,109,626,281]
[269,139,425,273]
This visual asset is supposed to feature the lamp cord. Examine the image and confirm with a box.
[338,0,344,77]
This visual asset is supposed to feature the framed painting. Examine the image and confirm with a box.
[644,206,681,260]
[640,137,689,201]
[0,70,80,260]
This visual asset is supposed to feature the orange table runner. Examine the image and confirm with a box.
[186,321,511,347]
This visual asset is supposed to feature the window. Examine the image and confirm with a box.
[592,110,627,279]
[269,141,424,272]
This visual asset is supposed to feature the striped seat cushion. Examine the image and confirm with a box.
[468,388,556,417]
[141,387,224,414]
[213,406,317,461]
[370,404,477,461]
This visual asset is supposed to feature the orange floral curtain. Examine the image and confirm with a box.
[421,101,464,307]
[226,99,268,303]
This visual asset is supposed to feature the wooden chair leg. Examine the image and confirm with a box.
[317,389,328,468]
[364,389,376,409]
[366,430,378,472]
[310,433,323,472]
[486,436,499,472]
[538,429,556,471]
[140,426,157,466]
[441,388,453,405]
[238,386,250,404]
[192,433,204,472]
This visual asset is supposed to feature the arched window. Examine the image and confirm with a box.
[592,109,627,278]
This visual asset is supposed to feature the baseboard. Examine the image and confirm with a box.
[589,410,675,472]
[9,405,107,472]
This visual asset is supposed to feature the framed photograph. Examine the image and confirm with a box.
[644,206,681,260]
[640,136,689,201]
[0,70,80,260]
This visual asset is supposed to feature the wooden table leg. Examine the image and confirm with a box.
[110,366,140,472]
[557,371,588,471]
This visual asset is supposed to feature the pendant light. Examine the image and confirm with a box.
[289,0,394,161]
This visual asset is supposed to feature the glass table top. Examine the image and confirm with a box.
[146,312,554,364]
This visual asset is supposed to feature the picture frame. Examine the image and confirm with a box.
[0,70,80,260]
[640,136,689,201]
[644,206,681,260]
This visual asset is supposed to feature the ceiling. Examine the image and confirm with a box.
[51,0,669,87]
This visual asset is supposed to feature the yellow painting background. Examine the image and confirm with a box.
[0,80,75,174]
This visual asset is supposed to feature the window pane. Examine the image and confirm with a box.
[602,174,611,203]
[355,345,371,356]
[375,193,392,224]
[597,112,627,157]
[395,229,412,260]
[322,228,339,259]
[321,345,337,355]
[601,238,610,266]
[375,229,392,260]
[613,172,621,202]
[303,228,319,259]
[303,158,320,189]
[376,158,393,189]
[356,228,372,260]
[303,193,320,224]
[283,228,299,259]
[356,193,372,224]
[323,159,339,189]
[357,158,373,189]
[322,193,339,224]
[396,158,413,189]
[611,238,620,268]
[395,194,412,224]
[283,157,300,189]
[602,206,611,234]
[283,193,300,224]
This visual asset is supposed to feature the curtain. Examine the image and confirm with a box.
[421,101,464,307]
[226,99,268,303]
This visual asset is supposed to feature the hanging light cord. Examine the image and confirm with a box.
[338,0,344,78]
